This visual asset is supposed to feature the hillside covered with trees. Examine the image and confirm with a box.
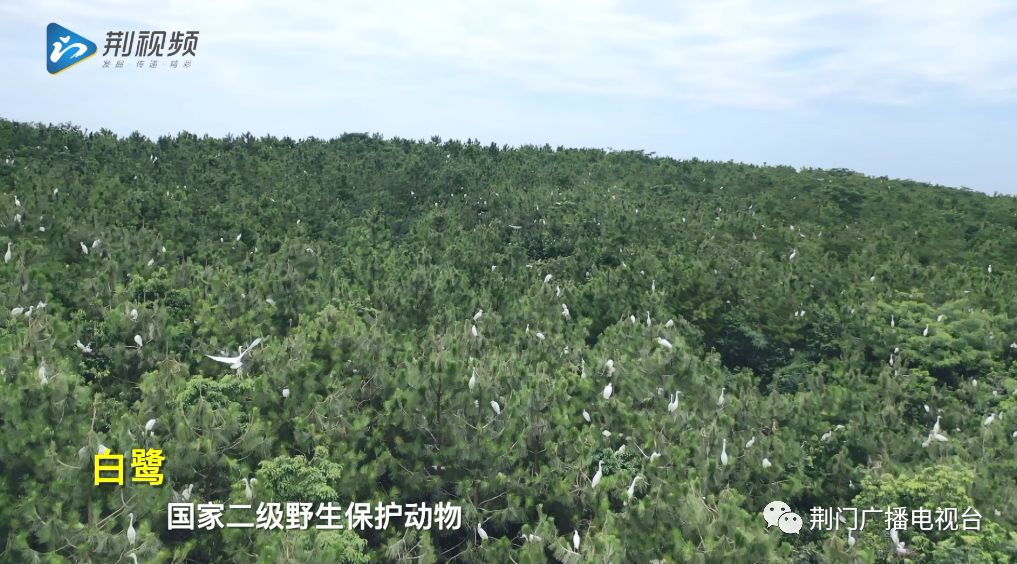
[1,119,1016,562]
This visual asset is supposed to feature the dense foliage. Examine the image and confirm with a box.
[1,119,1016,562]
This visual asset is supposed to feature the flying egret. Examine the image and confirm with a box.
[603,382,613,400]
[627,475,642,499]
[126,512,136,547]
[133,335,144,348]
[745,436,755,449]
[720,439,728,466]
[472,309,483,321]
[573,530,580,551]
[282,387,290,398]
[468,368,477,391]
[477,523,489,541]
[591,461,603,488]
[657,337,673,350]
[206,338,263,370]
[762,458,772,468]
[80,242,89,255]
[490,400,501,415]
[4,242,10,264]
[717,387,726,408]
[145,418,156,432]
[582,409,591,422]
[243,477,256,501]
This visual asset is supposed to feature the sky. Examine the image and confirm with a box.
[2,0,1016,194]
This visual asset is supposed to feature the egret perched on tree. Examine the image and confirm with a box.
[469,368,477,391]
[656,337,673,350]
[14,195,20,207]
[471,324,479,338]
[591,461,603,488]
[745,436,755,449]
[477,523,489,541]
[130,308,138,321]
[543,273,552,284]
[664,319,674,328]
[627,475,642,499]
[490,400,501,415]
[762,458,772,468]
[649,451,661,463]
[472,309,483,321]
[984,413,997,426]
[562,304,570,319]
[10,307,23,316]
[206,338,263,370]
[583,409,591,422]
[127,512,136,547]
[243,477,256,501]
[76,340,93,354]
[937,314,945,322]
[821,430,833,441]
[923,325,929,337]
[629,314,636,324]
[891,315,895,328]
[847,528,856,548]
[788,248,798,260]
[145,418,156,433]
[717,387,726,408]
[573,529,580,551]
[667,392,679,413]
[988,264,993,274]
[38,362,48,385]
[80,242,88,255]
[147,258,154,267]
[720,439,728,466]
[535,331,545,341]
[4,242,10,264]
[133,335,144,348]
[92,239,100,249]
[603,382,613,400]
[129,553,138,564]
[605,359,615,377]
[282,387,290,398]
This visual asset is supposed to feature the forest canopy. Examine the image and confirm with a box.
[1,119,1016,562]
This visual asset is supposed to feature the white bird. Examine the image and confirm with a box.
[4,242,10,264]
[127,512,136,547]
[469,368,477,391]
[651,279,656,293]
[656,337,673,350]
[889,529,908,556]
[869,275,876,282]
[988,264,993,274]
[937,314,945,322]
[236,233,242,241]
[645,311,652,327]
[11,307,23,316]
[591,461,603,488]
[76,340,93,354]
[490,400,501,415]
[144,418,156,432]
[932,415,942,435]
[38,362,48,385]
[821,431,833,441]
[282,387,290,398]
[582,409,591,422]
[605,359,615,377]
[80,242,89,255]
[788,248,797,260]
[130,308,138,321]
[847,528,856,548]
[891,315,895,328]
[543,273,552,284]
[472,309,483,321]
[762,457,772,468]
[205,337,263,370]
[667,392,679,413]
[471,324,479,338]
[602,430,611,438]
[556,285,562,297]
[129,553,139,564]
[627,475,642,499]
[91,239,101,249]
[664,319,674,328]
[243,477,256,501]
[14,214,21,225]
[562,304,570,319]
[649,451,661,463]
[523,533,542,543]
[477,523,489,541]
[573,529,580,551]
[923,325,929,337]
[603,382,613,400]
[133,335,144,348]
[580,359,586,379]
[717,387,726,408]
[146,258,154,267]
[984,413,997,426]
[745,436,755,449]
[535,331,545,341]
[720,439,728,466]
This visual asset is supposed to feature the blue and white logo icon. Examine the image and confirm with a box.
[47,23,96,75]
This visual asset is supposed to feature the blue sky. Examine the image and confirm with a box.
[2,0,1015,194]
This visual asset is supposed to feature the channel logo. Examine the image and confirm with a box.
[47,23,97,75]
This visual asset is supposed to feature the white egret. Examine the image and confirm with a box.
[603,382,613,400]
[92,239,100,249]
[144,418,156,432]
[891,315,895,328]
[10,307,23,316]
[717,387,726,408]
[627,475,642,499]
[14,214,21,225]
[932,415,942,435]
[98,444,109,455]
[745,436,755,449]
[80,242,89,255]
[14,195,20,207]
[762,458,772,468]
[127,512,136,547]
[847,528,856,548]
[591,461,603,488]
[161,246,167,253]
[477,523,489,541]
[645,311,652,327]
[490,400,501,415]
[649,451,661,463]
[582,409,591,422]
[629,314,636,324]
[206,338,263,370]
[923,325,929,337]
[889,529,908,556]
[472,309,483,321]
[869,275,876,282]
[651,279,656,293]
[937,314,945,322]
[605,359,615,377]
[236,233,242,241]
[471,324,479,338]
[556,285,562,297]
[667,392,679,413]
[720,439,728,466]
[130,308,138,321]
[129,553,138,564]
[282,387,290,398]
[242,477,257,501]
[38,362,48,385]
[602,429,611,438]
[984,413,997,426]
[562,304,570,319]
[664,319,674,328]
[146,258,154,267]
[573,529,580,551]
[535,331,545,341]
[543,273,552,284]
[580,359,586,379]
[821,431,833,441]
[469,368,477,391]
[133,335,144,348]
[76,340,93,354]
[988,264,993,274]
[4,242,10,264]
[788,248,797,260]
[657,337,673,350]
